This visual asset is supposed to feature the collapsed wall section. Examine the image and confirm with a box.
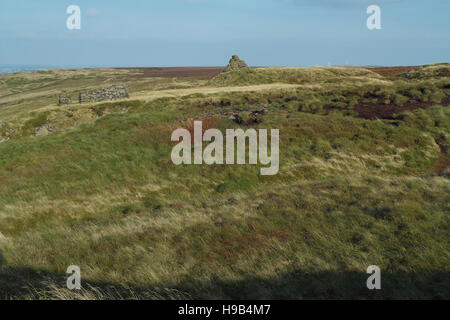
[78,85,129,103]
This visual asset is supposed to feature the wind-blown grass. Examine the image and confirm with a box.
[0,65,449,299]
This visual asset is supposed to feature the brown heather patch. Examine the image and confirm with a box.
[366,66,420,78]
[133,116,225,147]
[172,217,293,264]
[115,67,224,80]
[433,137,449,174]
[184,116,224,142]
[353,96,450,120]
[220,231,268,259]
[133,122,173,147]
[132,116,223,148]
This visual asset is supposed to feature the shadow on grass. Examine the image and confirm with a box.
[1,249,448,300]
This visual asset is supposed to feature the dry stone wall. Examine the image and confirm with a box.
[78,85,129,103]
[58,94,72,106]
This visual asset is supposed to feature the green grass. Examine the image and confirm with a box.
[208,66,383,86]
[0,66,449,299]
[400,63,450,80]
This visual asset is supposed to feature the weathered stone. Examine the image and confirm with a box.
[34,126,49,137]
[232,113,243,124]
[79,85,130,103]
[223,55,248,72]
[250,108,265,116]
[58,94,72,106]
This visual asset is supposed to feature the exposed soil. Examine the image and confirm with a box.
[117,67,225,79]
[352,96,450,120]
[365,66,420,77]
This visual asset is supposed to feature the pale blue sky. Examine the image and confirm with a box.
[0,0,449,67]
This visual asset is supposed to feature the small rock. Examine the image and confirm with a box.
[233,113,243,124]
[34,126,49,137]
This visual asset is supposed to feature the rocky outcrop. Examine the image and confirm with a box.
[223,55,248,72]
[0,122,13,143]
[78,85,129,103]
[34,126,50,137]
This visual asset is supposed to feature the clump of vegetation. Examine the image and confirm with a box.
[20,111,50,136]
[393,94,409,106]
[400,63,450,80]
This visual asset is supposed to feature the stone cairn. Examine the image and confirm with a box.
[79,85,130,103]
[58,93,72,106]
[223,55,248,72]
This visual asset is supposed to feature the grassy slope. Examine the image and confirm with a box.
[0,65,449,299]
[208,66,386,86]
